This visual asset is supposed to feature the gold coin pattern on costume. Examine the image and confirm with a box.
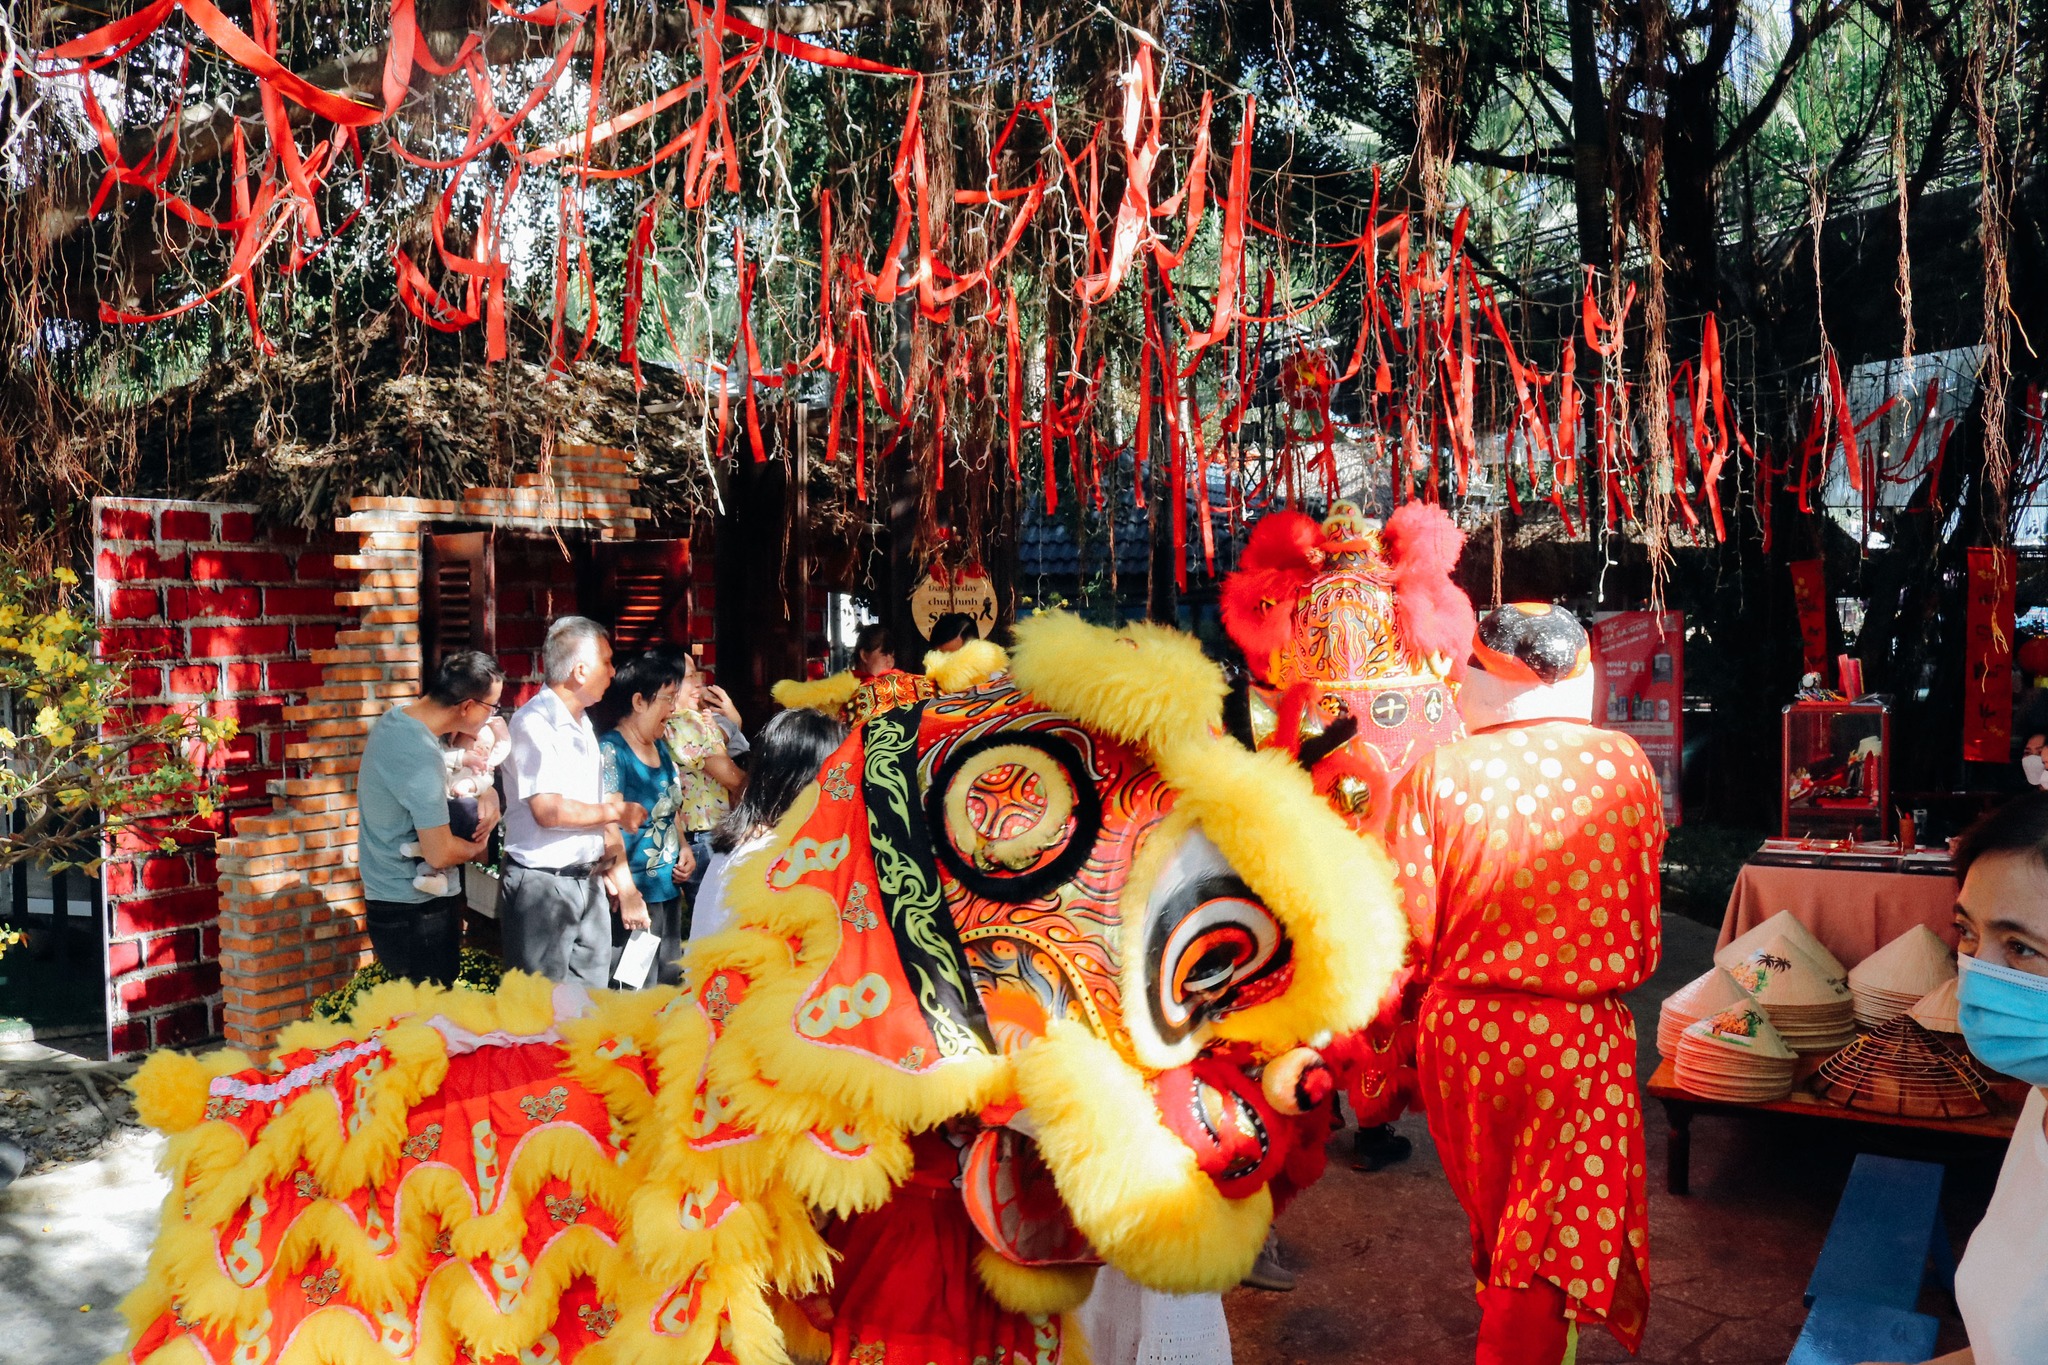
[1388,722,1664,1344]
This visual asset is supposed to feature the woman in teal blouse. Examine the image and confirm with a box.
[597,652,694,987]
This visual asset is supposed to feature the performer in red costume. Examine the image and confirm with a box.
[1220,499,1477,1184]
[1386,603,1664,1364]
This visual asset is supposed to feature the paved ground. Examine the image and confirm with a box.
[0,1037,161,1365]
[0,1127,166,1365]
[1226,914,1997,1365]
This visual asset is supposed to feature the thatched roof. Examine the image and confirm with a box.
[129,313,718,530]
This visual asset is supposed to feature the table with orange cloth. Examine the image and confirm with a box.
[1716,859,1958,970]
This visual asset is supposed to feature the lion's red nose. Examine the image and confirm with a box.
[1260,1046,1332,1115]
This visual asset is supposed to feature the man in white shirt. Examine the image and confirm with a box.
[501,617,647,986]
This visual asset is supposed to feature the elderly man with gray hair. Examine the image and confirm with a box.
[500,616,649,986]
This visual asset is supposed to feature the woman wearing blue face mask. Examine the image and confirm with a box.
[1872,797,2048,1365]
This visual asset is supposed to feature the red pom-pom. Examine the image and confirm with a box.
[1220,511,1323,678]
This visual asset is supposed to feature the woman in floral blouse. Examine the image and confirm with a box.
[665,651,747,897]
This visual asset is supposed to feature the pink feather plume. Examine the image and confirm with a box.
[1383,502,1477,673]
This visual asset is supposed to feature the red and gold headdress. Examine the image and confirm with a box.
[1221,500,1475,829]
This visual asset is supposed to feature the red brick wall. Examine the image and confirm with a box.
[211,445,651,1055]
[94,497,350,1057]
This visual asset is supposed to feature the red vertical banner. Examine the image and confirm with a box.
[1591,611,1685,828]
[1963,547,2016,765]
[1788,559,1830,677]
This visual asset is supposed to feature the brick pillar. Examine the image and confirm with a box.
[212,498,448,1052]
[208,448,646,1054]
[93,498,350,1057]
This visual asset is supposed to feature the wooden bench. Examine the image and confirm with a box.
[1785,1154,1953,1365]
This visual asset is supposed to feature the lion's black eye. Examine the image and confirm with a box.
[1150,876,1288,1039]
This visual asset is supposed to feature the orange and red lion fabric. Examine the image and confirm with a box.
[113,614,1408,1365]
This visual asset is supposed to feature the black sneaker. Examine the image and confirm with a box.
[1351,1123,1413,1171]
[1240,1229,1296,1291]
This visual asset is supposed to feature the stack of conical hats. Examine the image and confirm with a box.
[1675,1003,1798,1101]
[1725,933,1858,1053]
[1848,927,1957,1029]
[1658,968,1752,1060]
[1813,1014,1994,1118]
[1716,911,1849,990]
[1909,976,1963,1036]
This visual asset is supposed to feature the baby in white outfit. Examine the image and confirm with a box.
[399,717,510,896]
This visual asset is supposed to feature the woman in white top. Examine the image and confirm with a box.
[1869,796,2048,1365]
[686,707,847,946]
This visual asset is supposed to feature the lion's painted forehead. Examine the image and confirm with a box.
[760,683,1184,1075]
[907,684,1182,1055]
[914,684,1171,902]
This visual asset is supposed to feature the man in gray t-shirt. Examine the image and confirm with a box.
[357,651,505,985]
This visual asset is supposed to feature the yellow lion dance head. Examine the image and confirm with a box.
[116,615,1406,1365]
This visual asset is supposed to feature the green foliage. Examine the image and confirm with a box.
[1661,821,1767,929]
[0,558,233,875]
[310,948,506,1022]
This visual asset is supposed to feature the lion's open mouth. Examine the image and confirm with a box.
[1147,1058,1283,1198]
[963,1125,1100,1267]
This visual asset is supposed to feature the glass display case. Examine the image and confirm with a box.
[1781,700,1891,841]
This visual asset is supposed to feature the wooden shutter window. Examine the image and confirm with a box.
[592,540,691,654]
[421,530,497,671]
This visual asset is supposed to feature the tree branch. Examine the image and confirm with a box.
[1714,0,1858,167]
[1460,144,1572,175]
[733,1,880,34]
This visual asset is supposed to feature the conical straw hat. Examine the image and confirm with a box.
[1659,967,1754,1058]
[1909,976,1962,1034]
[1717,910,1849,987]
[1728,933,1853,1007]
[1663,966,1753,1021]
[1813,1015,1992,1118]
[1683,1003,1797,1061]
[1849,926,1957,998]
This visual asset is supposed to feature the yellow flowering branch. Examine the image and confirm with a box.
[0,558,232,874]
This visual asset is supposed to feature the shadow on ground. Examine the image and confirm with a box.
[0,1130,166,1364]
[1226,914,2000,1365]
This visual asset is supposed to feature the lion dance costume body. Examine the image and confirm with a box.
[116,616,1407,1365]
[1220,499,1475,1132]
[770,641,1010,729]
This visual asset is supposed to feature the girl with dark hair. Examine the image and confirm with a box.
[1917,794,2048,1364]
[927,612,980,653]
[596,652,694,986]
[687,708,849,944]
[853,623,896,678]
